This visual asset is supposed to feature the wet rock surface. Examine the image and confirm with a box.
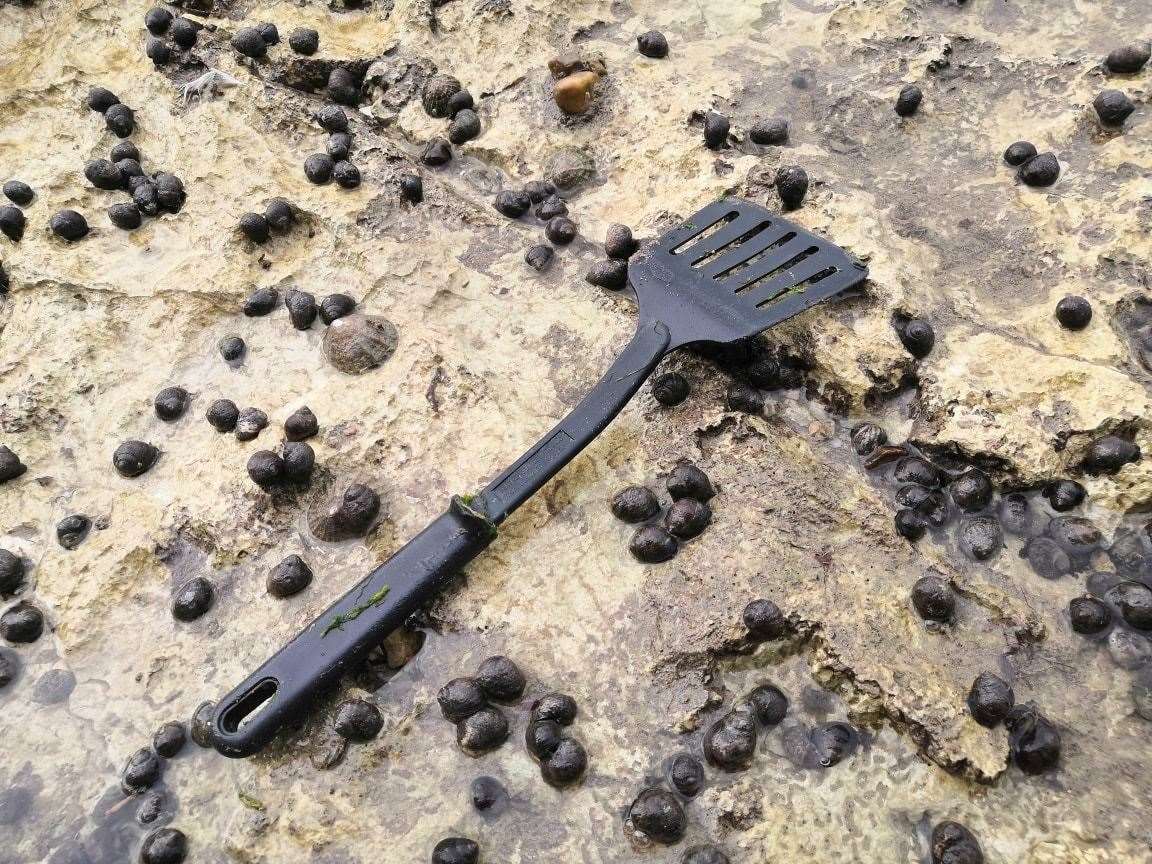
[0,1,1151,863]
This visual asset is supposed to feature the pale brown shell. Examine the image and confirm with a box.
[322,314,398,375]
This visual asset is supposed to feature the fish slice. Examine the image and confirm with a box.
[211,197,867,756]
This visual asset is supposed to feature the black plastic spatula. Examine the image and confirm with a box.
[211,197,867,756]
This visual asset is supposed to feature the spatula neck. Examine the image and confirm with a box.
[475,320,672,524]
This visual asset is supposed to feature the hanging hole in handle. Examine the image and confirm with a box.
[218,678,278,734]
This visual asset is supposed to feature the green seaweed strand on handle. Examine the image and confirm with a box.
[321,584,391,637]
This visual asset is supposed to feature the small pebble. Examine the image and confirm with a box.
[1093,89,1135,126]
[0,602,44,643]
[586,258,628,290]
[206,399,239,432]
[636,30,669,58]
[1104,42,1150,74]
[247,450,284,489]
[113,440,159,477]
[743,598,789,640]
[448,109,481,145]
[670,753,705,797]
[652,372,689,406]
[288,27,319,55]
[1018,152,1059,187]
[334,698,383,740]
[153,722,187,758]
[171,17,197,48]
[475,655,526,702]
[422,138,453,166]
[967,672,1014,727]
[1069,595,1111,634]
[629,787,687,844]
[1055,295,1092,330]
[931,821,984,864]
[109,203,142,230]
[50,210,89,241]
[104,103,135,137]
[3,180,34,206]
[667,462,714,501]
[469,775,506,814]
[1082,435,1140,474]
[525,244,554,271]
[0,446,27,484]
[553,71,599,114]
[145,7,173,34]
[121,747,162,793]
[703,111,730,149]
[257,22,279,45]
[775,165,808,209]
[544,216,577,244]
[140,828,187,864]
[894,84,923,116]
[1042,478,1085,511]
[749,117,789,145]
[629,525,678,563]
[304,153,335,184]
[56,514,91,550]
[87,86,120,113]
[431,837,478,864]
[456,705,509,755]
[704,708,757,770]
[1005,703,1061,774]
[0,548,25,595]
[494,190,530,218]
[231,27,267,59]
[172,576,213,621]
[911,575,954,622]
[438,677,486,722]
[238,212,270,243]
[319,293,357,324]
[0,206,25,242]
[531,692,577,725]
[400,173,423,203]
[665,498,711,539]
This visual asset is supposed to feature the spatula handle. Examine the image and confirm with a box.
[476,319,671,522]
[210,320,670,757]
[211,498,495,757]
